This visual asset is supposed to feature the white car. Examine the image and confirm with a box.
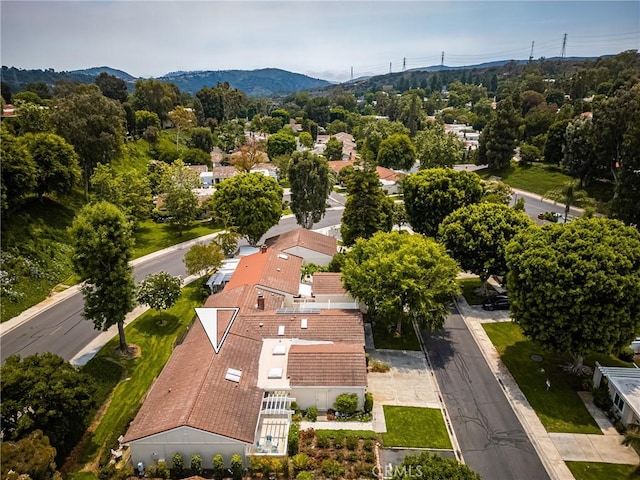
[630,338,640,353]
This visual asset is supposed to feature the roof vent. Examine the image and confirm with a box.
[225,368,242,383]
[268,367,283,379]
[272,344,286,355]
[277,325,285,336]
[278,253,289,260]
[301,318,308,329]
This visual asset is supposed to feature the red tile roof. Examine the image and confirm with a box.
[225,249,302,295]
[288,343,367,386]
[266,228,337,258]
[312,272,346,295]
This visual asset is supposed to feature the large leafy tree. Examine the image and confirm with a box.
[341,168,393,246]
[266,131,296,160]
[376,133,416,170]
[324,136,344,161]
[131,79,178,121]
[95,72,128,103]
[0,429,59,480]
[0,131,37,215]
[91,163,153,224]
[210,172,283,245]
[414,123,464,169]
[1,353,96,460]
[403,168,483,237]
[69,201,135,352]
[544,119,571,166]
[357,118,409,165]
[561,115,600,187]
[342,231,459,335]
[159,160,201,235]
[289,151,331,229]
[168,105,197,149]
[13,101,52,135]
[390,451,481,480]
[19,132,81,201]
[439,203,533,293]
[134,110,160,136]
[477,97,520,169]
[183,242,225,277]
[611,112,640,227]
[51,85,126,197]
[505,218,640,371]
[137,272,182,312]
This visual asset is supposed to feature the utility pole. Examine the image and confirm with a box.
[529,41,535,62]
[441,51,445,66]
[402,57,406,71]
[561,33,567,59]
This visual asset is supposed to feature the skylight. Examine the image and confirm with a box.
[278,253,289,260]
[272,344,286,355]
[225,368,242,383]
[277,325,285,336]
[301,318,308,329]
[268,367,283,379]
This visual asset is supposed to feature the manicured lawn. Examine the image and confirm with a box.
[77,280,204,465]
[371,320,421,351]
[132,219,220,258]
[483,322,630,434]
[457,277,496,305]
[65,472,97,480]
[566,461,638,480]
[382,406,452,449]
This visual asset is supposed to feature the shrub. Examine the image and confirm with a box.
[296,472,314,480]
[364,392,374,413]
[288,422,300,456]
[333,433,346,449]
[172,453,184,475]
[334,393,358,415]
[190,453,202,475]
[369,359,391,373]
[290,401,301,415]
[321,459,345,480]
[363,439,374,452]
[593,383,613,412]
[345,434,359,451]
[306,405,318,422]
[230,453,243,480]
[347,451,360,462]
[618,347,635,363]
[146,461,170,479]
[212,453,224,479]
[315,431,331,449]
[291,453,314,474]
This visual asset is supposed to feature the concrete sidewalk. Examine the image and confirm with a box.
[456,296,638,479]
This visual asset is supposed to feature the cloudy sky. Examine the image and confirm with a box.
[2,1,638,82]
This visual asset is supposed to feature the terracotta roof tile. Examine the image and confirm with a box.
[266,228,337,258]
[312,272,346,295]
[288,343,367,386]
[224,249,302,295]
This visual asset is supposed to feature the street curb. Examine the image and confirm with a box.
[511,188,586,216]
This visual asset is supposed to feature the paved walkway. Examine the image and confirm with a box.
[456,296,639,479]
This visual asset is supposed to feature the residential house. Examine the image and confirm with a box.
[593,363,640,427]
[264,228,337,266]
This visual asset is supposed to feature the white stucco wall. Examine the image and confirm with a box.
[290,386,365,412]
[128,426,248,469]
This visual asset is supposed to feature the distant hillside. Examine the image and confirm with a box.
[1,66,331,98]
[157,68,331,96]
[407,56,601,72]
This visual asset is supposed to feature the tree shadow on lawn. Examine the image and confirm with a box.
[501,341,602,434]
[129,312,185,338]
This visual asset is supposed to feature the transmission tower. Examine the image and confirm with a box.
[350,66,353,81]
[529,41,535,62]
[389,62,392,74]
[402,57,406,71]
[441,51,445,66]
[561,33,567,59]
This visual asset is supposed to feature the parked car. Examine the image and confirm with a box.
[482,295,510,311]
[630,337,640,353]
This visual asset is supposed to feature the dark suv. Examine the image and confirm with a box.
[482,295,510,311]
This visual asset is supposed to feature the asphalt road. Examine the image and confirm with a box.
[422,308,550,480]
[0,208,345,362]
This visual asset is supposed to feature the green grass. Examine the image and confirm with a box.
[483,322,631,434]
[65,472,97,480]
[382,406,452,449]
[132,219,220,259]
[371,320,420,351]
[457,277,497,305]
[566,461,638,480]
[78,280,204,465]
[480,162,575,196]
[314,429,378,441]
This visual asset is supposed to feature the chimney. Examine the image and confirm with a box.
[260,244,267,254]
[257,292,265,310]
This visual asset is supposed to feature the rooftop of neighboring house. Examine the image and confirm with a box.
[311,272,346,296]
[265,227,338,258]
[188,165,209,174]
[327,161,404,183]
[224,248,303,295]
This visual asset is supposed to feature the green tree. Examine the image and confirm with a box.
[544,119,570,166]
[390,451,481,480]
[69,201,135,352]
[267,131,296,160]
[519,143,542,164]
[324,136,344,161]
[477,97,520,169]
[95,72,128,103]
[215,119,246,153]
[210,172,283,245]
[341,168,393,246]
[0,131,37,215]
[543,180,593,222]
[91,163,153,224]
[131,79,178,121]
[414,123,464,169]
[183,242,225,277]
[377,133,416,170]
[298,131,314,149]
[481,179,513,205]
[1,353,96,460]
[136,272,182,311]
[342,231,459,334]
[611,115,640,227]
[189,126,215,153]
[168,105,197,150]
[51,85,126,197]
[13,101,52,135]
[439,203,533,293]
[19,132,81,201]
[506,218,640,371]
[562,115,599,187]
[357,118,409,165]
[0,430,59,480]
[134,110,161,136]
[289,151,331,229]
[397,92,426,136]
[403,168,484,236]
[182,147,211,166]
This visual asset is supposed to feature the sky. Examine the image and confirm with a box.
[1,1,639,83]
